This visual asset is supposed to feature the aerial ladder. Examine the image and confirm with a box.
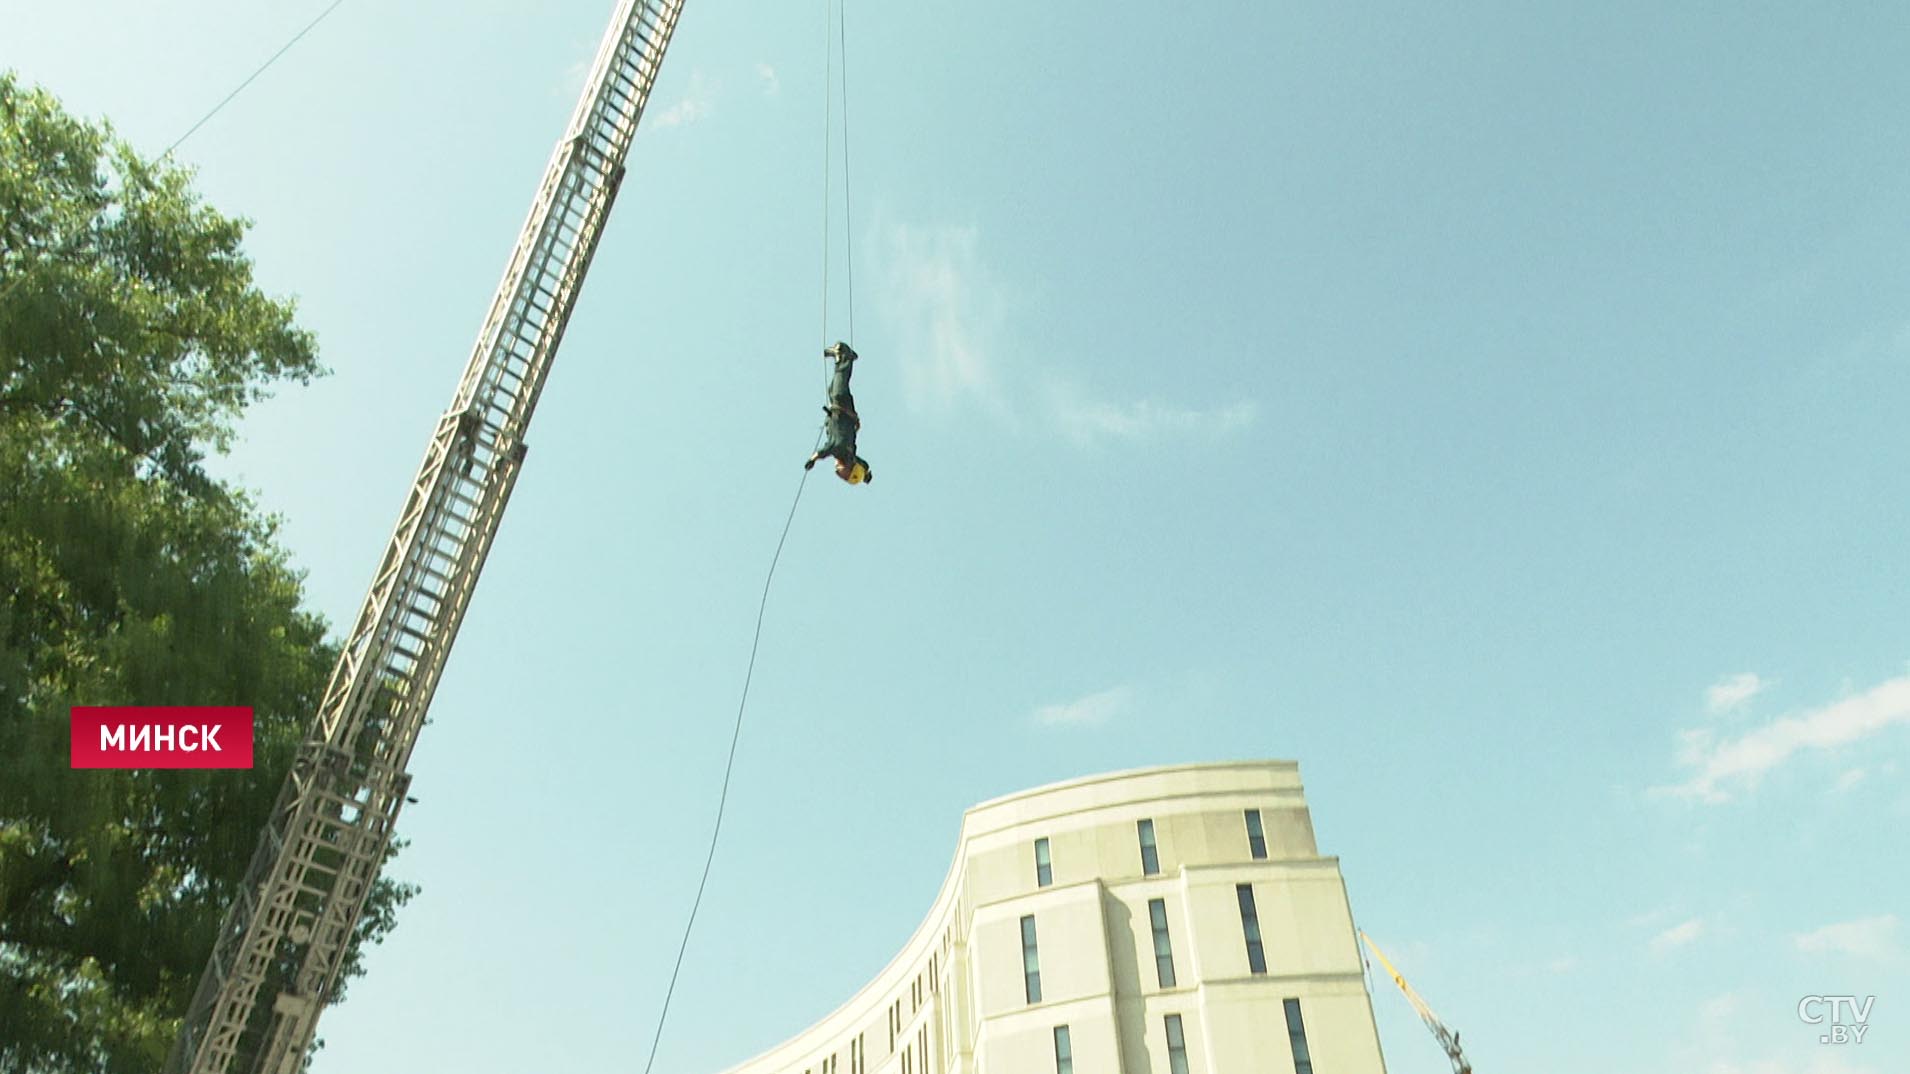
[1359,931,1474,1074]
[165,2,685,1070]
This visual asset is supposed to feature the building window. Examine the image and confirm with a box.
[1164,1014,1190,1074]
[1148,898,1177,988]
[1284,999,1314,1074]
[1021,914,1043,1003]
[1053,1025,1073,1074]
[1035,837,1053,887]
[1245,808,1267,860]
[1237,883,1267,973]
[1138,818,1160,876]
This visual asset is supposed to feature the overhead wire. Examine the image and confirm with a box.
[0,0,346,311]
[165,0,348,157]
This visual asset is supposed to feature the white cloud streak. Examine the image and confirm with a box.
[755,62,780,96]
[1706,672,1769,715]
[876,222,1007,416]
[1794,914,1901,963]
[875,219,1257,444]
[1050,388,1258,447]
[1660,671,1910,802]
[653,71,714,128]
[1650,917,1706,953]
[1033,685,1132,728]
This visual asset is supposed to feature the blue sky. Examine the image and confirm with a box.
[8,2,1909,1071]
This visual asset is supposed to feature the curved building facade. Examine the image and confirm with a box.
[717,761,1388,1074]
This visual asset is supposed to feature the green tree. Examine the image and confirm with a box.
[0,74,414,1072]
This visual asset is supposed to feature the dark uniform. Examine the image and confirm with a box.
[805,342,873,483]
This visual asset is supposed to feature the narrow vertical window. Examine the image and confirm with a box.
[1237,883,1267,973]
[1035,836,1053,887]
[1245,808,1267,860]
[1021,914,1043,1003]
[1053,1025,1074,1074]
[1148,897,1177,988]
[1284,999,1313,1074]
[1138,818,1160,876]
[1164,1014,1190,1074]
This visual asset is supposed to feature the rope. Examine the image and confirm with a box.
[165,0,347,157]
[640,8,856,1065]
[639,461,815,1074]
[837,1,855,342]
[818,0,834,372]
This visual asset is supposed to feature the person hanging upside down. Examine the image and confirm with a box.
[804,341,874,484]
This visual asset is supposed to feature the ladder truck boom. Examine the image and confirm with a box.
[1360,931,1474,1074]
[166,3,685,1070]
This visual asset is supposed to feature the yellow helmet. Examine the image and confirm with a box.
[848,461,868,484]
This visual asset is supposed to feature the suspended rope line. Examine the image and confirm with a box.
[837,0,856,342]
[640,461,816,1074]
[642,8,855,1064]
[165,0,347,156]
[818,0,835,365]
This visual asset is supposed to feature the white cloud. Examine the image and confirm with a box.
[555,32,598,100]
[1623,906,1676,929]
[1697,991,1740,1025]
[1701,1058,1885,1074]
[1794,914,1901,963]
[875,222,1008,416]
[1677,989,1889,1074]
[1650,917,1705,953]
[876,218,1259,444]
[559,56,592,100]
[653,71,714,128]
[755,62,780,96]
[1659,671,1910,802]
[1049,386,1258,447]
[1707,672,1769,715]
[1033,685,1132,728]
[1832,768,1866,793]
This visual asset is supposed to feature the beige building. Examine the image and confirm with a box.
[716,761,1389,1074]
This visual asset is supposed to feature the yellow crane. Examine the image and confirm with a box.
[1360,931,1474,1074]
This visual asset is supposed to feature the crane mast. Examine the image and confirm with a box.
[166,3,685,1070]
[1360,931,1474,1074]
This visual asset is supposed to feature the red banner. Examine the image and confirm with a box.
[70,707,255,769]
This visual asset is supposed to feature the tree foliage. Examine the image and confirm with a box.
[0,73,414,1073]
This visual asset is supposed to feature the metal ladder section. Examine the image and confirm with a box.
[166,3,685,1071]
